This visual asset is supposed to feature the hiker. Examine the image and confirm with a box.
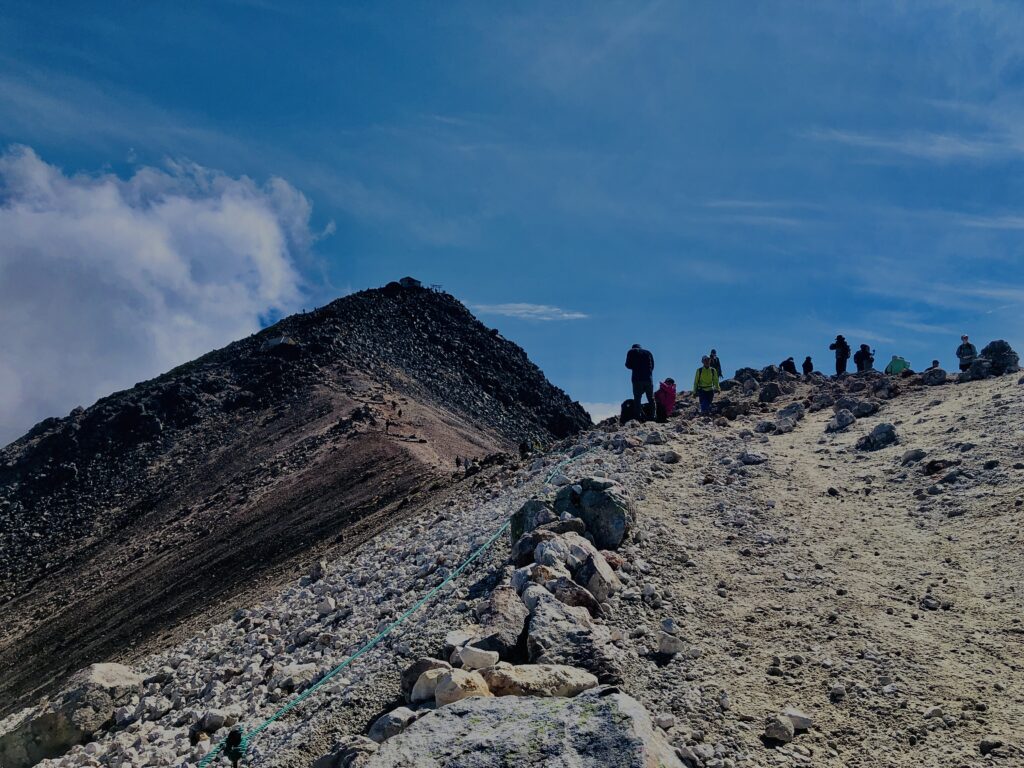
[829,335,851,375]
[654,378,677,423]
[956,335,977,372]
[780,357,798,375]
[693,356,720,415]
[926,359,940,371]
[709,349,723,378]
[625,343,655,420]
[853,343,875,372]
[884,354,910,375]
[802,356,814,375]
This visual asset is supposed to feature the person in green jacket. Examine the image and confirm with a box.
[884,355,910,375]
[693,356,720,415]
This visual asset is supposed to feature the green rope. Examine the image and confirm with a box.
[198,518,510,766]
[198,445,589,766]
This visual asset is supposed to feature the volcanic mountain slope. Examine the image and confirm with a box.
[0,283,590,712]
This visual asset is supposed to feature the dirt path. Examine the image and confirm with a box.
[624,375,1023,767]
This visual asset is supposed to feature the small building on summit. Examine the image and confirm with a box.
[399,276,423,289]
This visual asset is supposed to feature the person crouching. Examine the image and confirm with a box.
[655,378,676,422]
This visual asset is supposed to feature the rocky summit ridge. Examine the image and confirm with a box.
[0,283,589,713]
[1,330,1022,768]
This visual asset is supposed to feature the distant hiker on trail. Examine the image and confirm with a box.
[709,349,723,378]
[829,335,851,375]
[693,356,720,415]
[853,344,875,372]
[654,378,676,423]
[780,357,798,375]
[625,344,655,420]
[927,359,941,370]
[884,354,910,375]
[956,335,977,372]
[802,356,814,375]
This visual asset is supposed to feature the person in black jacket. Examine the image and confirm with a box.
[802,356,814,375]
[829,335,851,375]
[709,349,723,378]
[780,357,798,375]
[853,343,875,372]
[625,344,655,418]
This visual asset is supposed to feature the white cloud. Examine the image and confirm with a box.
[471,303,589,321]
[805,127,1019,161]
[0,145,313,445]
[581,402,619,422]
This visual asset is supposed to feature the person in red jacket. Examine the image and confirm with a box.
[654,378,676,422]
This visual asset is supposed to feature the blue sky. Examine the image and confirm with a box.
[1,1,1023,434]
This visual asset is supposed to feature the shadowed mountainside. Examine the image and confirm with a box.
[0,283,590,712]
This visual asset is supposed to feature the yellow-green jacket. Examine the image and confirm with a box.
[694,365,720,392]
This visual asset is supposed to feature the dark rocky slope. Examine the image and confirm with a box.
[0,283,589,712]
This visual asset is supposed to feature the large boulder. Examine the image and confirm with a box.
[509,499,556,544]
[364,687,683,768]
[857,423,898,451]
[777,402,805,422]
[480,662,598,698]
[469,586,529,661]
[921,368,947,386]
[960,358,992,382]
[826,409,856,433]
[400,659,451,703]
[553,479,632,550]
[758,382,782,403]
[525,587,623,684]
[0,664,142,768]
[573,553,621,603]
[434,669,491,706]
[980,340,1020,376]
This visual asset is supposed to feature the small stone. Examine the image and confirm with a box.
[923,706,943,719]
[367,707,417,743]
[654,713,676,730]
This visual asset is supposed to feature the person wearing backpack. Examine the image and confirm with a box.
[829,335,851,375]
[625,344,655,420]
[693,356,720,415]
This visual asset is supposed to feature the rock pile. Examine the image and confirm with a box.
[313,474,677,766]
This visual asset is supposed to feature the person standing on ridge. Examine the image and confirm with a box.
[625,343,655,420]
[829,335,851,376]
[956,335,977,372]
[802,356,814,375]
[780,357,798,375]
[853,343,875,372]
[693,356,720,415]
[709,349,723,378]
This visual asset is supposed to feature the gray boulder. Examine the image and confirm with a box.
[368,707,418,743]
[469,586,529,661]
[980,340,1020,376]
[0,664,142,768]
[960,358,992,382]
[921,368,947,386]
[826,409,856,433]
[553,478,632,550]
[777,402,805,422]
[526,588,623,684]
[758,382,782,403]
[509,499,556,544]
[364,687,683,767]
[857,423,898,451]
[313,735,379,768]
